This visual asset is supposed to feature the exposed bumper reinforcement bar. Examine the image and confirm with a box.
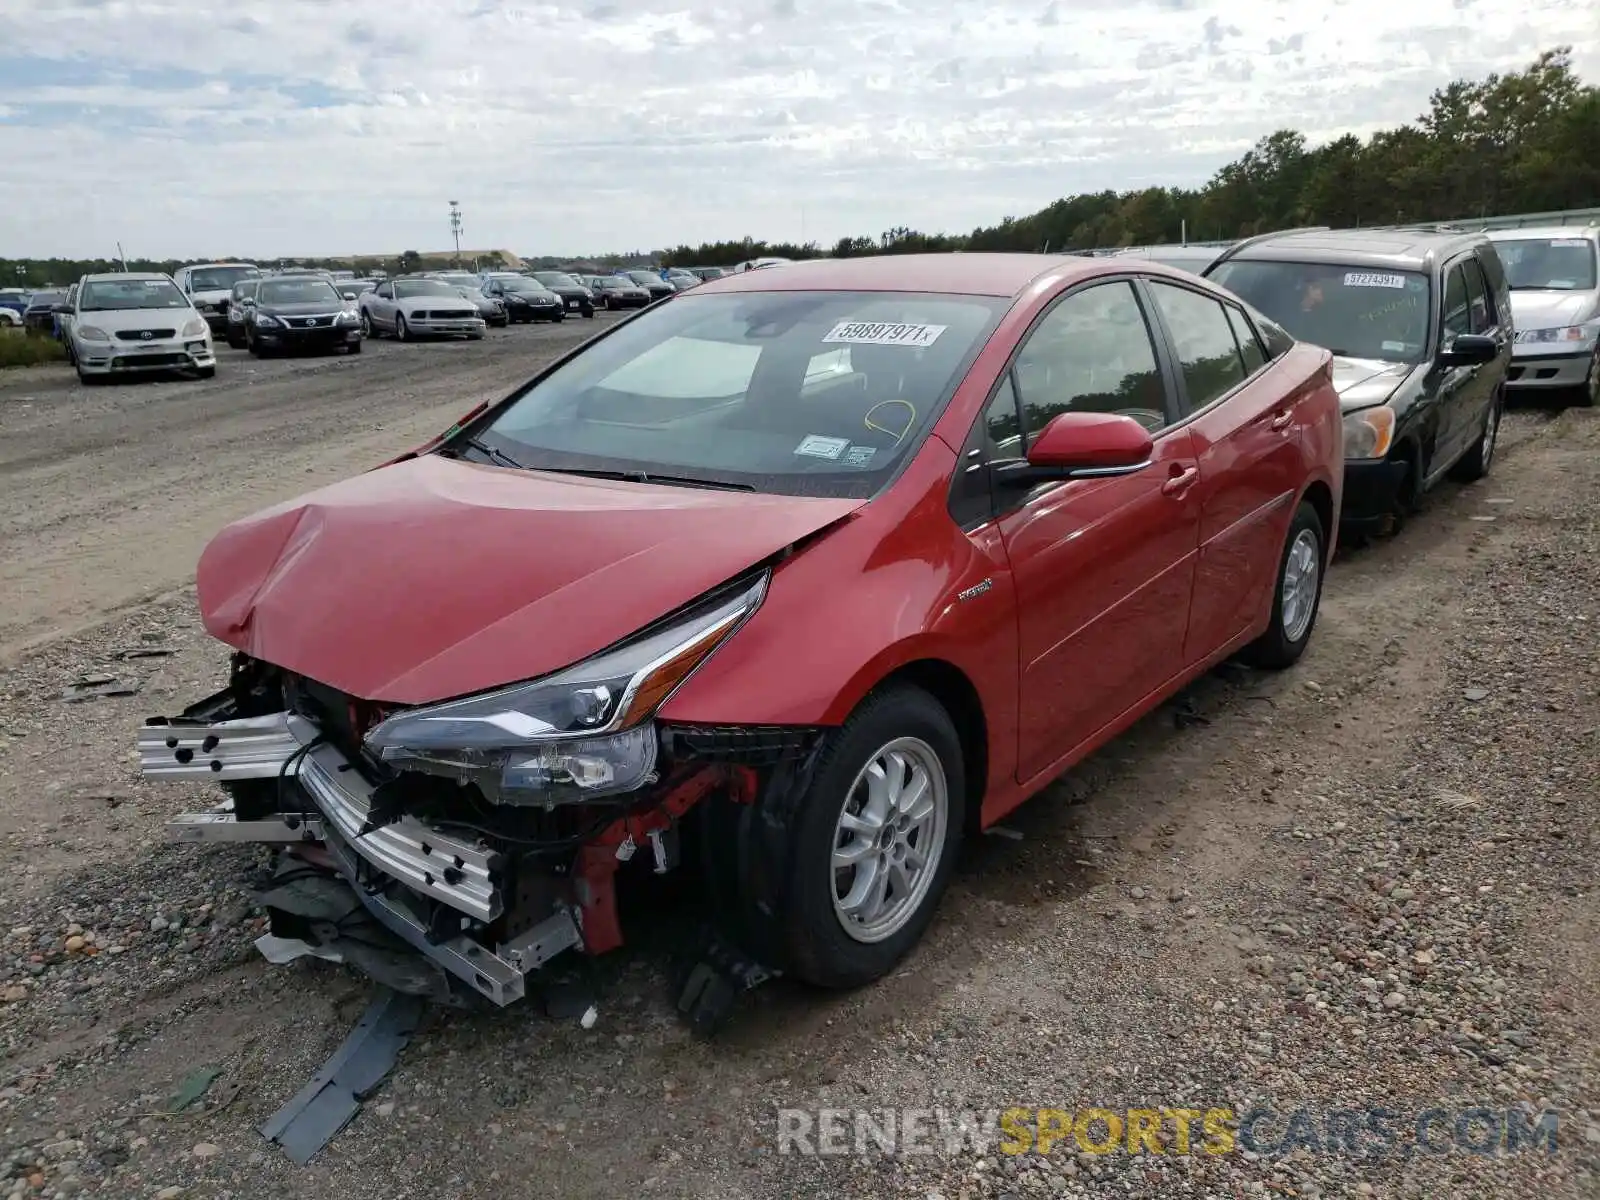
[145,711,503,923]
[140,712,312,780]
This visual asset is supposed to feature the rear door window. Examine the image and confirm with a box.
[1146,281,1248,416]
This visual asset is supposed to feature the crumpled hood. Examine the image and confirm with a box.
[1509,290,1595,331]
[1331,356,1414,411]
[196,453,862,704]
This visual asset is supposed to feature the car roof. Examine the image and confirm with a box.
[1215,228,1488,272]
[694,253,1113,298]
[82,272,171,282]
[1486,225,1599,241]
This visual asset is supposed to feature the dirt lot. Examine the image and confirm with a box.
[0,338,1596,1200]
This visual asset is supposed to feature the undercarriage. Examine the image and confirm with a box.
[140,654,825,1026]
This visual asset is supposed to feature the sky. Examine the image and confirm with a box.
[1,0,1596,261]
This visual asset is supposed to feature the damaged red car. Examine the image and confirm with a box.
[139,253,1343,1020]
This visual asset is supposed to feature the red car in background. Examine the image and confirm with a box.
[139,253,1342,1021]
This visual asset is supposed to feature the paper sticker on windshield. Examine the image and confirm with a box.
[795,434,850,460]
[1547,279,1577,289]
[842,445,878,467]
[1344,272,1406,289]
[1551,239,1588,248]
[822,321,946,348]
[1381,340,1408,354]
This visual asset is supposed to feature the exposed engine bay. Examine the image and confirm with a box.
[141,645,828,1025]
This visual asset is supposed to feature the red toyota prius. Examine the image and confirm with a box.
[140,253,1342,1012]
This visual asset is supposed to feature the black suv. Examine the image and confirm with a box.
[1204,228,1511,539]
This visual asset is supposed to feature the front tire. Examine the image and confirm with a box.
[1574,356,1598,408]
[780,685,965,989]
[1240,500,1325,670]
[196,365,216,379]
[346,341,362,355]
[395,314,410,341]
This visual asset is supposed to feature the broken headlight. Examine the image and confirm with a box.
[362,572,767,805]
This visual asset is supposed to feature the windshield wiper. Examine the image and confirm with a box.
[534,466,755,491]
[442,435,524,469]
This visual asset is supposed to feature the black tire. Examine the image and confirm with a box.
[226,330,244,349]
[1574,356,1598,408]
[395,314,409,341]
[360,310,374,338]
[605,297,615,311]
[779,685,966,989]
[1240,500,1326,670]
[346,341,362,355]
[245,328,262,357]
[583,308,595,319]
[76,366,100,386]
[196,365,215,379]
[1449,388,1501,482]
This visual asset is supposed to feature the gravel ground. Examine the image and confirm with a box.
[0,351,1593,1200]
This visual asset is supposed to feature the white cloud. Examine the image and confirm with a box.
[0,0,1594,258]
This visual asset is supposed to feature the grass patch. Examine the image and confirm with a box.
[0,328,69,368]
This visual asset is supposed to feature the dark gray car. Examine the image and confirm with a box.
[1205,227,1511,540]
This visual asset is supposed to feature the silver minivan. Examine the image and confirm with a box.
[1487,225,1599,406]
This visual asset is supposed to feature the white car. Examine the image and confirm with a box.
[64,273,216,384]
[172,262,261,338]
[358,277,487,341]
[1487,225,1600,407]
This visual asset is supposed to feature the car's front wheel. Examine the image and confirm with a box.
[1241,499,1326,669]
[395,314,410,341]
[781,685,965,989]
[360,310,374,338]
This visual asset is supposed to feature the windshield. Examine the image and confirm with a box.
[259,279,341,305]
[187,266,259,292]
[27,292,63,307]
[535,273,577,287]
[500,278,547,293]
[433,275,477,288]
[79,278,190,311]
[626,272,661,285]
[394,280,460,298]
[1208,260,1431,363]
[1494,237,1598,291]
[231,281,258,299]
[475,290,1005,498]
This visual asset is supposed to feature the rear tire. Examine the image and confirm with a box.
[1450,389,1500,482]
[1240,499,1326,670]
[779,685,966,990]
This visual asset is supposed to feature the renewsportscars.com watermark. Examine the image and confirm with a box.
[777,1106,1562,1160]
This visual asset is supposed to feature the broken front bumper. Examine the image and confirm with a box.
[140,710,581,1006]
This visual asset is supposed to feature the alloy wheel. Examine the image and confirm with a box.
[1280,527,1321,644]
[830,737,949,944]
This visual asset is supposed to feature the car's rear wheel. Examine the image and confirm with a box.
[1240,500,1326,670]
[1450,388,1501,482]
[780,685,965,989]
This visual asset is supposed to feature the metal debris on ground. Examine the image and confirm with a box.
[61,675,141,702]
[985,825,1024,841]
[119,646,176,659]
[259,987,424,1165]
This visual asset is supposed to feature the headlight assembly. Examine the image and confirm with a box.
[363,572,768,805]
[180,318,207,338]
[1515,322,1598,347]
[255,314,282,329]
[1343,406,1395,460]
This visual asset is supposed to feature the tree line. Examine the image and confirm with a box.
[3,48,1595,287]
[658,48,1599,265]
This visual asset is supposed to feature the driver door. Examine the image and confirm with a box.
[992,279,1201,781]
[370,281,397,330]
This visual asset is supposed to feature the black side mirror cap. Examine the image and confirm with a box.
[1438,333,1498,367]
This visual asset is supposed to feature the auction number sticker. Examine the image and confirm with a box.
[794,434,851,460]
[1344,272,1406,289]
[1551,239,1589,247]
[822,321,946,347]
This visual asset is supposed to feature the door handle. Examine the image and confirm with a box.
[1161,465,1199,496]
[1269,409,1293,431]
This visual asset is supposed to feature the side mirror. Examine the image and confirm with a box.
[997,411,1154,486]
[1438,333,1497,367]
[343,291,357,301]
[51,304,70,315]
